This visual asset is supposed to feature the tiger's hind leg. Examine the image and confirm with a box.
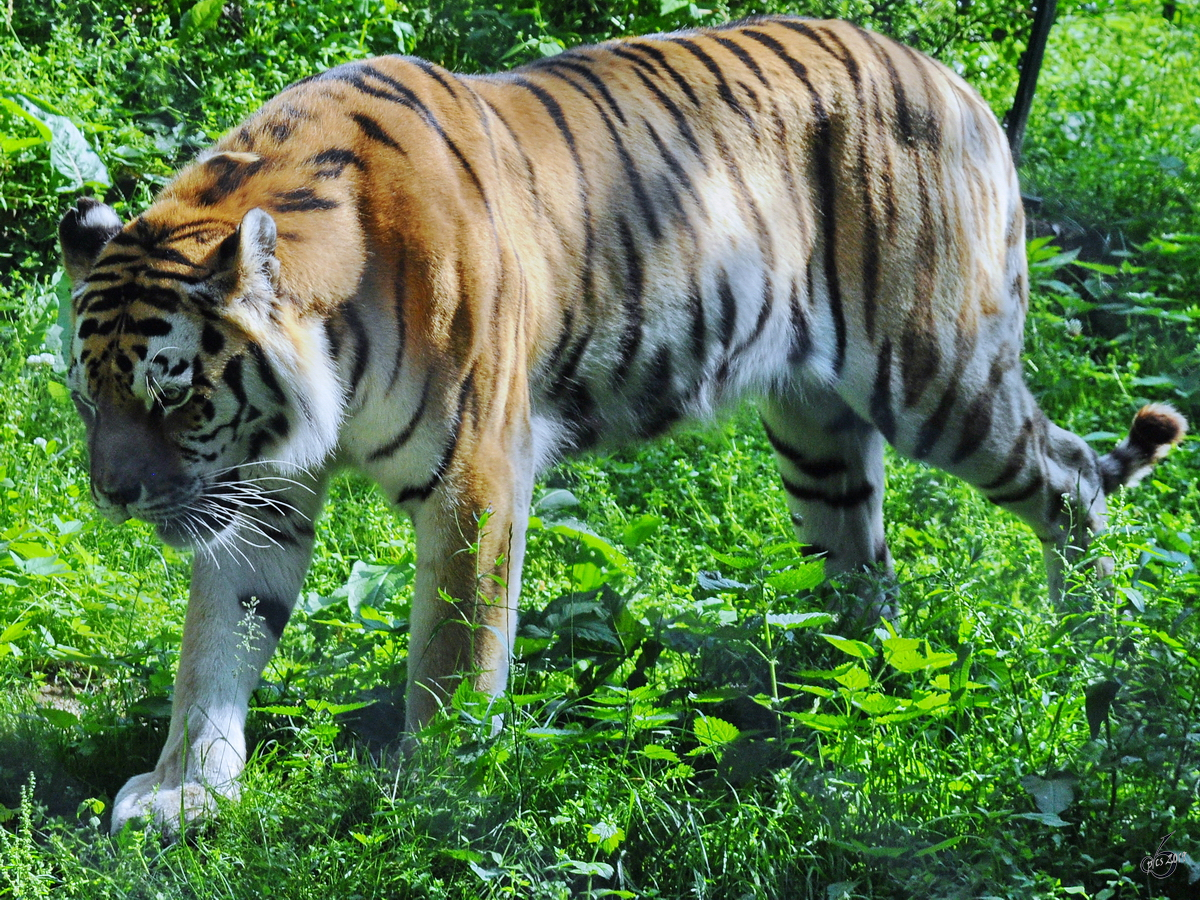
[760,389,895,625]
[885,352,1187,599]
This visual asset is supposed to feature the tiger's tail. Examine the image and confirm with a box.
[1099,403,1188,494]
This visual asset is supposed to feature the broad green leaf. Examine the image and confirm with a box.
[180,0,224,40]
[336,559,412,626]
[539,517,633,576]
[766,611,832,629]
[765,559,825,592]
[622,513,662,547]
[1020,773,1077,816]
[706,547,757,570]
[692,714,739,748]
[639,744,680,763]
[820,633,876,659]
[833,665,872,691]
[534,488,578,513]
[8,94,109,190]
[0,617,30,644]
[585,821,625,854]
[883,637,957,672]
[695,570,751,595]
[38,707,78,728]
[853,692,902,715]
[785,711,852,732]
[1,136,43,153]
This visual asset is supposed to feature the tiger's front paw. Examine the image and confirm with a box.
[110,771,236,836]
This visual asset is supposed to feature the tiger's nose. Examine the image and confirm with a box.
[98,480,143,506]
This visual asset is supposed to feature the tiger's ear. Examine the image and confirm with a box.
[214,207,281,294]
[59,198,123,284]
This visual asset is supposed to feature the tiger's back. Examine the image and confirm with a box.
[59,18,1185,836]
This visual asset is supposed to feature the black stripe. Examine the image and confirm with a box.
[539,58,629,126]
[762,420,848,479]
[351,65,491,210]
[741,29,843,373]
[913,381,959,460]
[270,188,339,213]
[687,274,706,362]
[509,75,598,313]
[952,353,1009,464]
[730,276,774,359]
[350,112,405,153]
[310,148,365,177]
[201,323,224,355]
[711,35,770,86]
[386,256,409,396]
[668,37,755,129]
[987,474,1044,506]
[341,304,371,399]
[979,418,1034,491]
[223,354,247,405]
[197,154,267,207]
[130,317,172,337]
[624,61,703,157]
[781,475,873,507]
[788,277,811,364]
[537,69,662,242]
[715,270,737,354]
[368,374,432,461]
[249,342,287,406]
[612,218,645,385]
[395,370,474,505]
[869,338,896,442]
[620,41,701,107]
[412,58,462,100]
[239,594,290,642]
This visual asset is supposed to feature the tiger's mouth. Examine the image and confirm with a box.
[139,469,246,550]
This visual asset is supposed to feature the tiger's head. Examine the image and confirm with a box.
[58,197,340,549]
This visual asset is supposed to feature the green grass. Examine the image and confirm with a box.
[3,1,1200,898]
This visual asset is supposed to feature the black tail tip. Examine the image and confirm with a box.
[1129,403,1187,456]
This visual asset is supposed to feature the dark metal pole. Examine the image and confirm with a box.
[1005,0,1058,165]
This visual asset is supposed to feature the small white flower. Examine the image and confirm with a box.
[33,437,47,450]
[26,353,57,367]
[1064,319,1083,337]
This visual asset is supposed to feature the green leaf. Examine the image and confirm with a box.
[853,692,902,715]
[0,617,30,644]
[765,611,832,629]
[622,513,662,547]
[882,637,957,672]
[538,518,633,577]
[692,714,739,748]
[7,94,109,190]
[833,665,871,691]
[820,633,876,659]
[38,707,78,728]
[706,547,757,570]
[1021,773,1077,816]
[336,559,412,628]
[585,821,625,854]
[639,744,680,763]
[764,559,825,592]
[180,0,224,40]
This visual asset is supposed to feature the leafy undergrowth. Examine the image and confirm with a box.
[2,261,1198,898]
[3,1,1200,898]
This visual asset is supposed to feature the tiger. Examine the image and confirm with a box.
[59,16,1186,834]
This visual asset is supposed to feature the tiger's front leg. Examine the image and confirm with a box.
[110,475,325,835]
[403,451,533,732]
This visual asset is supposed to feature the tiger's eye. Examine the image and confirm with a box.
[158,384,192,407]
